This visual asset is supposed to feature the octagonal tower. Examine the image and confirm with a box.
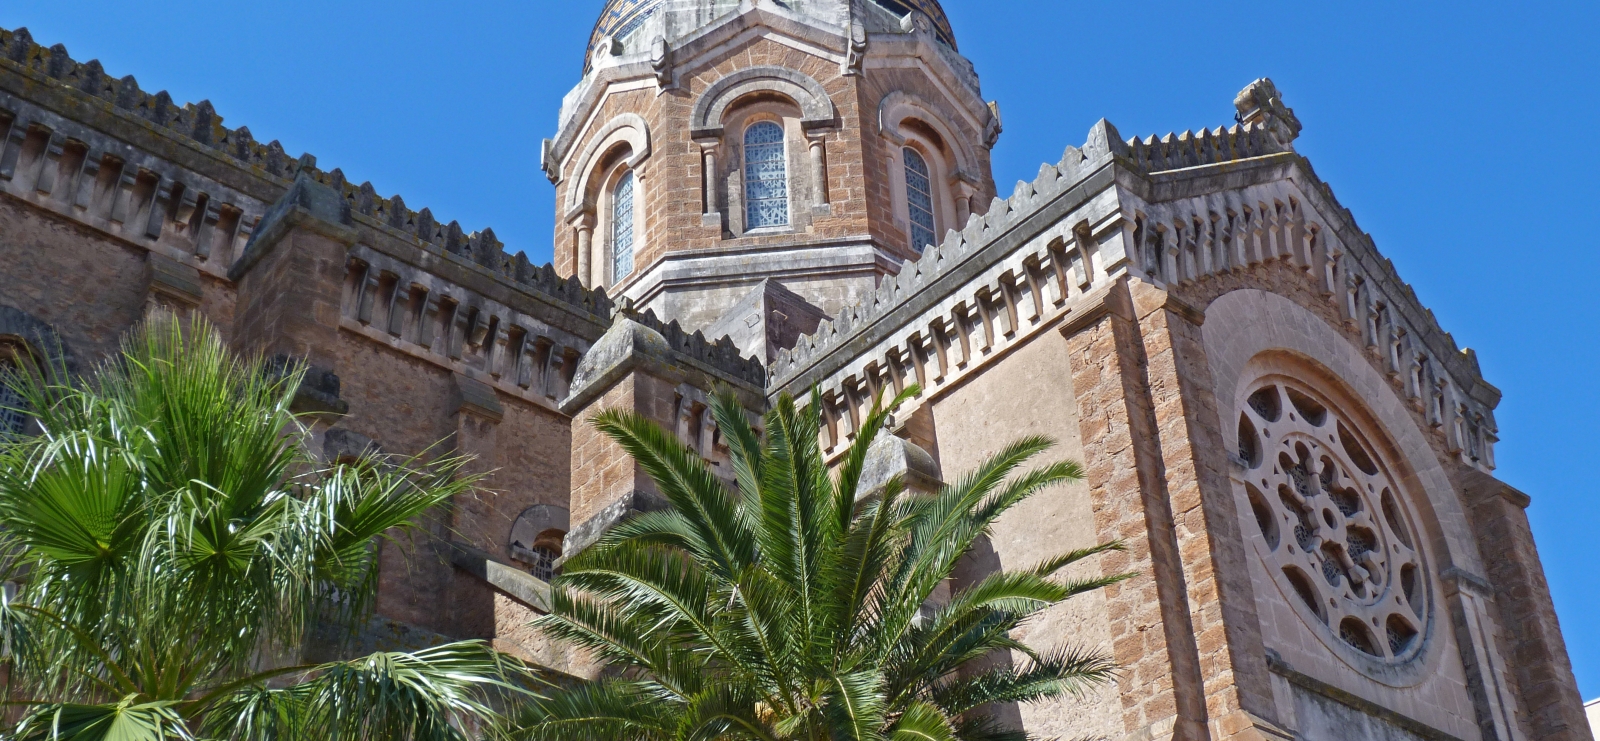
[544,0,999,354]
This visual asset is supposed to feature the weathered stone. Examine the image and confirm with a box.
[0,11,1581,741]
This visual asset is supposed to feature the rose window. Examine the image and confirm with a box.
[1235,379,1429,663]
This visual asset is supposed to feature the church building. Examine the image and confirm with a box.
[0,1,1587,739]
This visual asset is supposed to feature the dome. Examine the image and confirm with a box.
[586,0,957,69]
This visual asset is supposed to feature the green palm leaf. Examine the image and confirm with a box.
[0,314,516,740]
[525,385,1126,741]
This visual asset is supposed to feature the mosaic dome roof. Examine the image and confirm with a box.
[586,0,957,68]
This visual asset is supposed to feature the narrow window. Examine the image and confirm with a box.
[903,147,937,253]
[744,121,789,229]
[612,170,636,281]
[0,358,26,439]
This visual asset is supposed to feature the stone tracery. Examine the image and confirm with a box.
[1236,376,1430,665]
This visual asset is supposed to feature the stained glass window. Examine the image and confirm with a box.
[612,170,635,281]
[0,360,25,439]
[904,147,937,253]
[744,122,789,229]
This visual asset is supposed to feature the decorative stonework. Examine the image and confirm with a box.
[1235,373,1432,673]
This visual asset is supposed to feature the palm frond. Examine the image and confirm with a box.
[822,669,887,741]
[931,646,1118,716]
[12,696,192,741]
[509,680,679,741]
[887,701,957,741]
[592,409,753,579]
[204,642,523,741]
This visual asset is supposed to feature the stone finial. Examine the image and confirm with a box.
[1234,78,1302,150]
[6,28,32,64]
[190,100,218,145]
[45,43,70,79]
[79,59,106,95]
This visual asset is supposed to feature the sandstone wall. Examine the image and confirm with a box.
[930,327,1123,740]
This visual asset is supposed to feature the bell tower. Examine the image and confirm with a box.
[544,0,999,358]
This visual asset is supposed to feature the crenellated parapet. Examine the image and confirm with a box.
[769,118,1132,455]
[770,80,1501,473]
[0,24,766,401]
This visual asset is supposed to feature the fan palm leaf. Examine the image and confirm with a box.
[0,314,527,739]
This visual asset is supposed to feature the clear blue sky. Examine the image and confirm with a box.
[11,0,1597,697]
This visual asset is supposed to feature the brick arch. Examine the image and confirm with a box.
[563,113,652,222]
[690,66,835,137]
[877,90,979,180]
[0,304,73,373]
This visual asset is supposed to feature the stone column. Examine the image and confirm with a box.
[808,137,828,206]
[574,216,594,289]
[699,142,722,228]
[954,182,975,230]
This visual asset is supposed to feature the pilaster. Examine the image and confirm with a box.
[229,171,356,411]
[559,316,764,564]
[1457,469,1591,741]
[1060,278,1209,741]
[1125,279,1286,741]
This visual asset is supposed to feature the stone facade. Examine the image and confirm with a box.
[0,2,1587,740]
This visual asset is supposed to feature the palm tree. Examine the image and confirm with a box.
[0,315,526,740]
[513,386,1131,741]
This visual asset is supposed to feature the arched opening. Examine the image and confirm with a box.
[512,528,567,582]
[509,504,571,583]
[611,170,636,282]
[903,146,937,253]
[0,341,37,439]
[743,120,789,229]
[562,114,651,290]
[886,117,971,258]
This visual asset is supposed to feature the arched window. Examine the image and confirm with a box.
[0,357,27,439]
[612,171,636,281]
[903,147,937,253]
[512,528,566,582]
[743,121,789,229]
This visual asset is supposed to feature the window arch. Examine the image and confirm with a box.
[0,349,31,440]
[611,170,636,281]
[512,528,566,582]
[903,146,937,253]
[743,121,789,229]
[510,504,570,583]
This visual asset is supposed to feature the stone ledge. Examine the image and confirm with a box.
[557,489,669,568]
[449,542,552,613]
[452,373,505,422]
[1265,650,1466,741]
